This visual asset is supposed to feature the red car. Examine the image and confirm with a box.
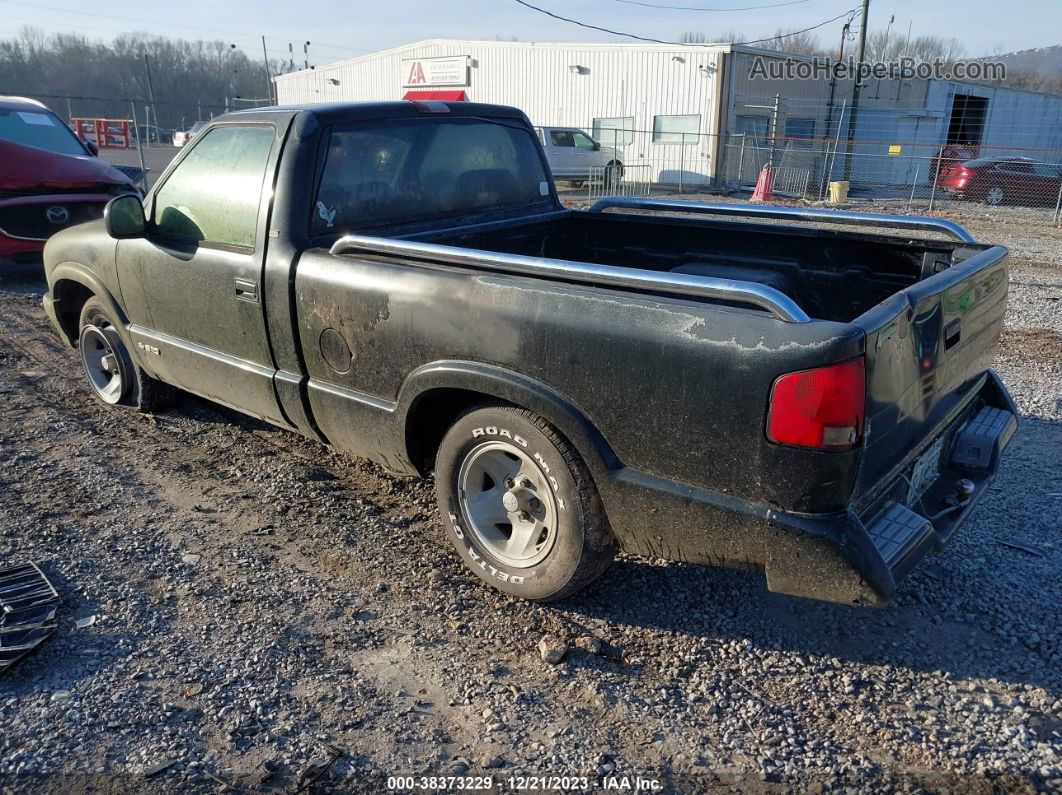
[0,96,136,264]
[937,156,1062,206]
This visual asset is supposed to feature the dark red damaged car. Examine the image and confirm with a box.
[1,96,137,264]
[937,155,1062,207]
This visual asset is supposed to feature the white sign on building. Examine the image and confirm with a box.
[402,55,470,88]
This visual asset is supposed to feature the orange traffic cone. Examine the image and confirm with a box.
[750,165,774,203]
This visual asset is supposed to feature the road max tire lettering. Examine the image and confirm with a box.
[472,426,527,447]
[448,512,526,584]
[470,426,566,511]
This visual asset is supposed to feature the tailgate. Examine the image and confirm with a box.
[851,243,1009,504]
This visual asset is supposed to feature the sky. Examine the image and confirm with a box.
[0,0,1057,65]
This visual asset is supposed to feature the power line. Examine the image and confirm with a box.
[510,0,860,47]
[605,0,812,11]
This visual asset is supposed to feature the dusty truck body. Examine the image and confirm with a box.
[41,101,1017,605]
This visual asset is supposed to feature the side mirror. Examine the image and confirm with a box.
[104,195,146,239]
[592,142,601,151]
[85,140,99,157]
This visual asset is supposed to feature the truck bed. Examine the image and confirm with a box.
[417,204,991,324]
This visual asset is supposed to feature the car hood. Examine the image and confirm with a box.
[0,139,133,192]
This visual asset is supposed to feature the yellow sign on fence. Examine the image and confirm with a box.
[888,144,903,155]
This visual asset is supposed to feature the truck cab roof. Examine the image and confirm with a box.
[220,100,531,126]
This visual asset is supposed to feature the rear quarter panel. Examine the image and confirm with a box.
[294,250,865,511]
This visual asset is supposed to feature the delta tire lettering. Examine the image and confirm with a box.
[447,511,526,584]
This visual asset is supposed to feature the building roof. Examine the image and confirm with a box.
[274,38,761,82]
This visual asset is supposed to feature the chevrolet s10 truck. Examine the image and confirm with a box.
[41,101,1017,605]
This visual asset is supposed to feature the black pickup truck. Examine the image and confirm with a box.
[41,100,1017,605]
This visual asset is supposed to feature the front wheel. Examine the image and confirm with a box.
[78,298,175,412]
[434,405,617,601]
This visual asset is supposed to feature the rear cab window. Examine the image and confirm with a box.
[311,116,551,234]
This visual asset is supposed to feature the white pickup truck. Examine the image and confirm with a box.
[534,126,624,186]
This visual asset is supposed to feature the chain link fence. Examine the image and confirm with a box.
[718,133,1062,216]
[561,118,1062,225]
[11,89,1062,224]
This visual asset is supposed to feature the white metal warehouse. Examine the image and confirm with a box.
[275,39,741,185]
[274,39,1062,192]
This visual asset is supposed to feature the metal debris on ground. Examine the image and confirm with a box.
[0,562,60,674]
[143,758,179,778]
[295,742,343,792]
[997,538,1046,557]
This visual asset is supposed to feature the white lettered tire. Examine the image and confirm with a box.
[435,405,617,601]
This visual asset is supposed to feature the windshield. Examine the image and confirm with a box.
[0,108,86,156]
[312,117,550,233]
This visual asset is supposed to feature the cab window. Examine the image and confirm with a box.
[549,130,575,147]
[573,132,596,150]
[311,117,549,233]
[152,125,274,249]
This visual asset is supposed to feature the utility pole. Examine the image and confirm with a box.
[288,43,295,72]
[142,52,160,143]
[303,41,310,70]
[261,35,273,105]
[823,17,851,143]
[130,100,148,192]
[881,14,895,60]
[843,0,870,181]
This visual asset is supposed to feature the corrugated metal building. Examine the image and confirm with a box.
[274,39,778,184]
[274,39,1062,190]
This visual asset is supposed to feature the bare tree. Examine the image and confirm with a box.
[680,28,822,54]
[0,27,284,125]
[679,30,744,45]
[865,32,964,64]
[757,28,824,56]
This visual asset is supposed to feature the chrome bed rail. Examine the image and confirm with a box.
[588,197,977,244]
[329,234,811,323]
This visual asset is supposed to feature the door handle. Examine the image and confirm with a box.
[234,278,259,303]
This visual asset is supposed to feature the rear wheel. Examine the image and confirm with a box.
[984,185,1005,206]
[78,298,175,413]
[604,161,623,189]
[434,405,617,601]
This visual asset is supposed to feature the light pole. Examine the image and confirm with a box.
[843,0,871,182]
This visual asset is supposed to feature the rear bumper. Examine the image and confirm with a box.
[938,185,968,200]
[600,370,1016,606]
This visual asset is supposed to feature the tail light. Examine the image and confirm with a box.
[767,357,865,450]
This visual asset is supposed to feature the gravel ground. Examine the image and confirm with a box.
[0,204,1059,793]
